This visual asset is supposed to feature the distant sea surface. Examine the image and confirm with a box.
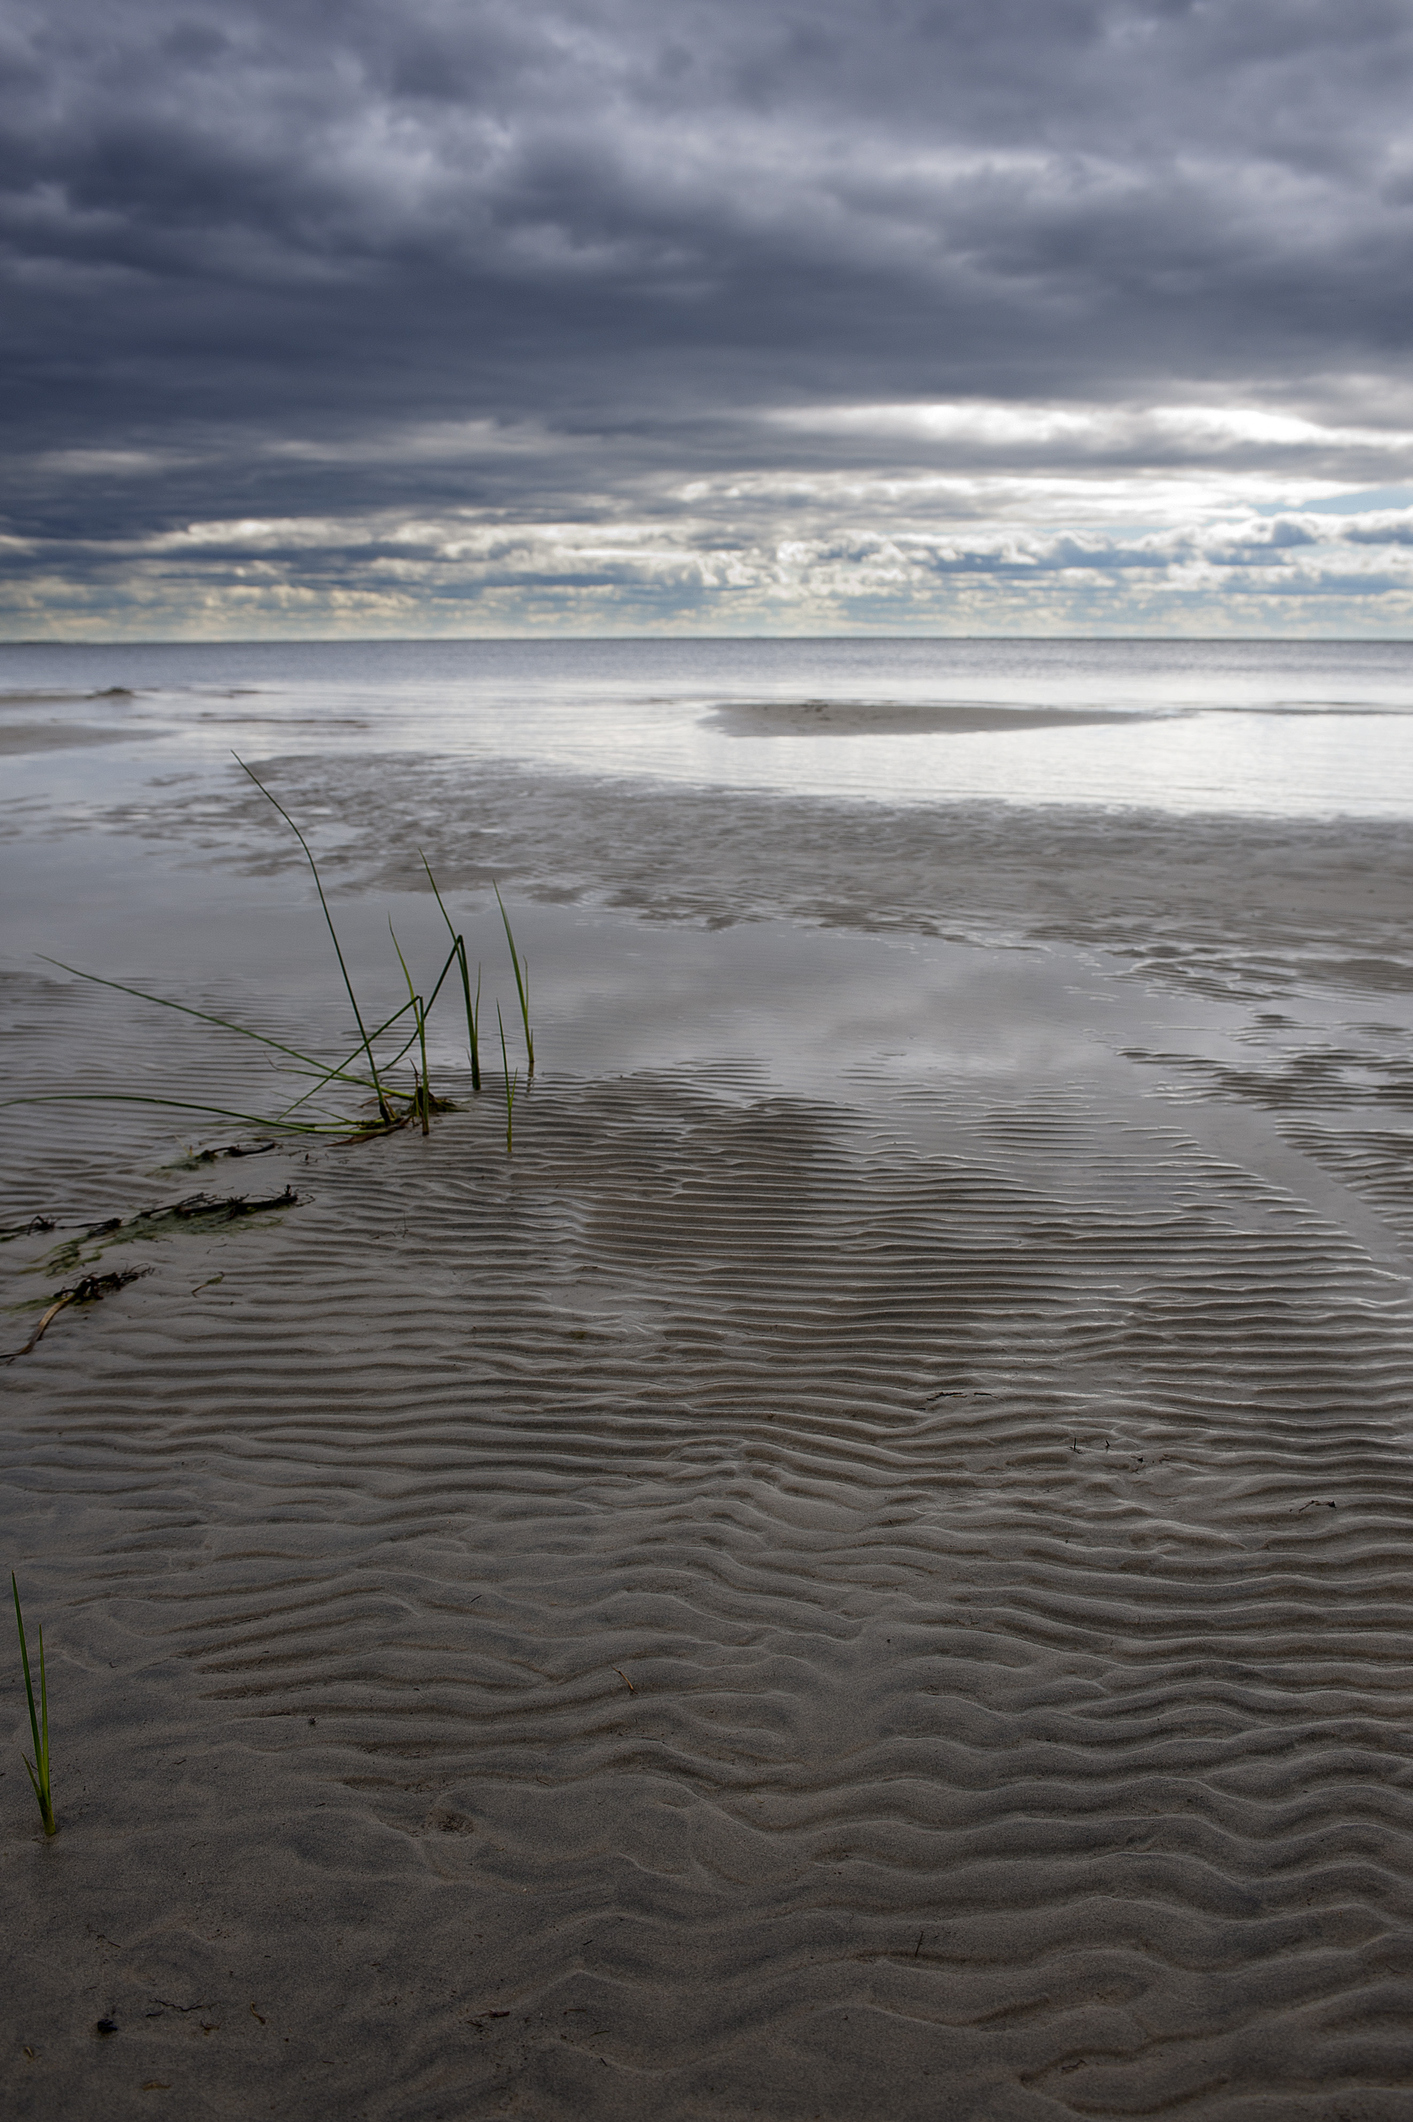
[4,635,1413,818]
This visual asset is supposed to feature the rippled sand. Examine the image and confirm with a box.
[6,756,1413,2119]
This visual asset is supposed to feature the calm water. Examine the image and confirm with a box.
[4,635,1413,817]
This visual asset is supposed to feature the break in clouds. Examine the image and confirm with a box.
[6,0,1413,636]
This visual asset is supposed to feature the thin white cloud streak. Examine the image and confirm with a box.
[766,402,1413,457]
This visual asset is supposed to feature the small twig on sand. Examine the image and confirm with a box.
[4,1268,152,1362]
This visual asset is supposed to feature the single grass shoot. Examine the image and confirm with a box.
[494,884,534,1078]
[11,1574,56,1836]
[497,1005,518,1154]
[421,853,481,1092]
[388,920,433,1134]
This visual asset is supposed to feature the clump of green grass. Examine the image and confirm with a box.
[3,772,539,1153]
[12,786,441,1139]
[11,1574,56,1835]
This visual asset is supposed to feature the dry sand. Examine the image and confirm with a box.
[5,753,1413,2120]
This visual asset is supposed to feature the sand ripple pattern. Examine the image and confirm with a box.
[8,1054,1413,2118]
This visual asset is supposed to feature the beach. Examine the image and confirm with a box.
[5,644,1413,2119]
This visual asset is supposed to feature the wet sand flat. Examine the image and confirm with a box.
[5,751,1413,2120]
[703,701,1160,736]
[0,723,159,754]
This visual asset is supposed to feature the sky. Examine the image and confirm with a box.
[6,0,1413,639]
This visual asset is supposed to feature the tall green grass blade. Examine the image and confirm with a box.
[38,959,380,1094]
[421,938,463,1015]
[460,946,482,1093]
[496,1004,517,1155]
[11,1574,55,1836]
[34,960,435,1133]
[0,1092,342,1132]
[388,920,431,1135]
[493,883,533,1078]
[235,756,392,1121]
[420,855,481,1091]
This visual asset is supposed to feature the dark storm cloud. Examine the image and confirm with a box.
[5,0,1413,628]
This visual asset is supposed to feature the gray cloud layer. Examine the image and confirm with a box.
[6,0,1413,631]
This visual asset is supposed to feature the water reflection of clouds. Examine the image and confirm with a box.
[3,641,1413,823]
